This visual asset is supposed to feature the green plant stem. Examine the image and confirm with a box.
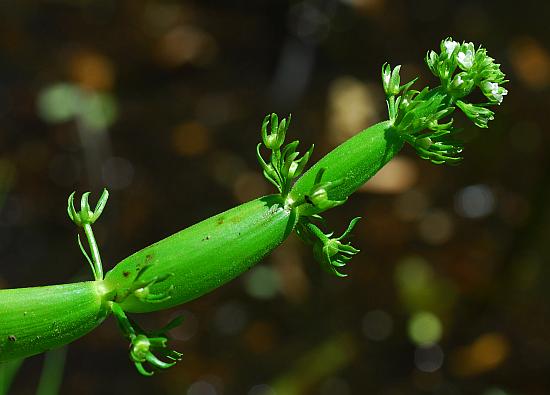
[105,195,297,313]
[290,121,403,205]
[84,223,103,280]
[0,282,108,362]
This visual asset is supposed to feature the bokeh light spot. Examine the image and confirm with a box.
[79,92,117,129]
[408,311,442,346]
[69,50,115,91]
[37,84,79,123]
[156,25,218,67]
[418,209,454,244]
[244,266,280,300]
[362,310,393,341]
[327,76,380,144]
[395,255,432,287]
[187,380,217,395]
[213,301,248,335]
[361,156,418,194]
[455,184,495,218]
[509,36,550,89]
[171,121,211,157]
[248,384,277,395]
[394,188,429,221]
[414,344,444,372]
[451,333,510,377]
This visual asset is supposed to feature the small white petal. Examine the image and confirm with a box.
[495,87,508,104]
[457,50,474,69]
[444,40,458,55]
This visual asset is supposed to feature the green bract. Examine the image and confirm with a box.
[0,38,507,376]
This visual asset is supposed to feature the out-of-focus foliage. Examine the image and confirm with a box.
[0,1,548,394]
[38,83,117,130]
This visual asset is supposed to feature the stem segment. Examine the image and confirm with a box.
[83,223,103,280]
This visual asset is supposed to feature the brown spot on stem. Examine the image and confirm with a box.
[8,335,16,342]
[123,271,130,277]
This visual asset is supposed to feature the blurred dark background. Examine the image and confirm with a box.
[1,1,549,394]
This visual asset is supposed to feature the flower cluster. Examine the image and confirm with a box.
[381,38,507,165]
[382,64,463,164]
[426,38,507,104]
[257,113,313,197]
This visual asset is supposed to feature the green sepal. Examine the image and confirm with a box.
[67,189,109,227]
[261,113,290,150]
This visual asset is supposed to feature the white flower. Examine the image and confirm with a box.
[443,40,459,56]
[457,49,474,69]
[383,72,390,88]
[481,81,508,104]
[453,74,464,88]
[494,87,508,104]
[489,81,499,94]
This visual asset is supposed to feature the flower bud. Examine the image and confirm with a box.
[382,64,401,96]
[381,63,391,94]
[456,100,495,128]
[425,50,439,76]
[261,113,290,150]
